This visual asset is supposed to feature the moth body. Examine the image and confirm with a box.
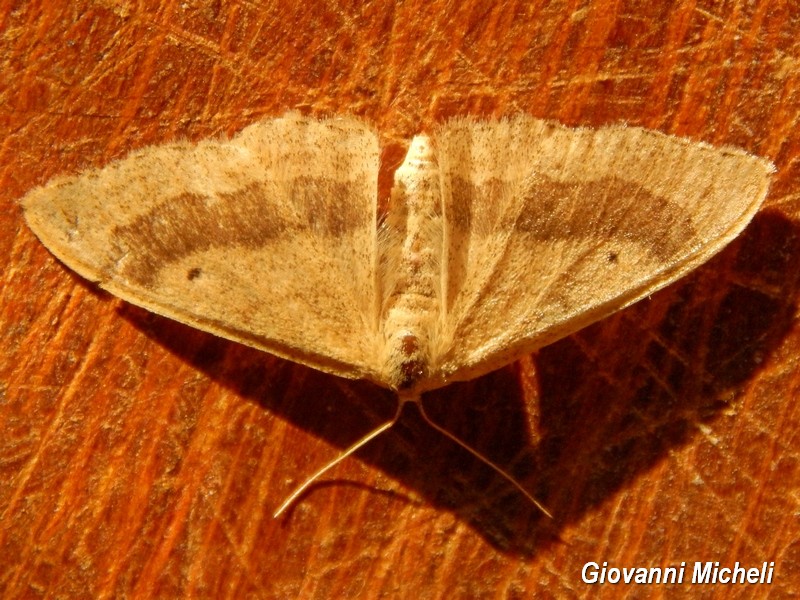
[382,135,442,394]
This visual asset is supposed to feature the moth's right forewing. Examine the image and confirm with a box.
[432,117,773,385]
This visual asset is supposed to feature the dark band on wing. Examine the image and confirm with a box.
[109,177,369,286]
[447,174,697,261]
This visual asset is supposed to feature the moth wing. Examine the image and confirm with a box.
[23,115,382,382]
[432,116,773,384]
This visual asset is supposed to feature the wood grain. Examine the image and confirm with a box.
[2,1,799,598]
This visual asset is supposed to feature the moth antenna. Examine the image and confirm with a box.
[415,400,553,519]
[274,395,553,518]
[273,400,404,518]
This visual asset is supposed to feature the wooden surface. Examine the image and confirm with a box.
[2,1,799,598]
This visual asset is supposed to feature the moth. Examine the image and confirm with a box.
[22,114,774,516]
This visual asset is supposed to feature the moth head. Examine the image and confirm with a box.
[383,330,430,393]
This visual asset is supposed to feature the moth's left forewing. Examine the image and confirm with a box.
[432,117,773,385]
[22,115,384,382]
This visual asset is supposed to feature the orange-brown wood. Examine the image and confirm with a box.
[1,1,798,598]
